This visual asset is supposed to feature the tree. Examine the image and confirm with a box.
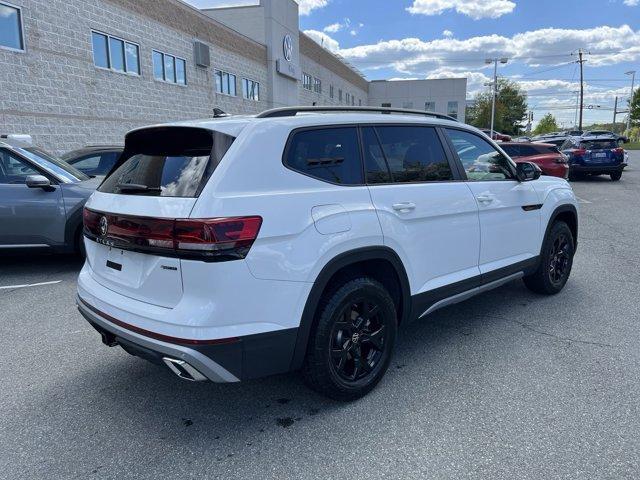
[533,113,559,135]
[629,87,640,128]
[466,78,528,135]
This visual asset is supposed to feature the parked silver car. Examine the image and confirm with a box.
[0,135,100,254]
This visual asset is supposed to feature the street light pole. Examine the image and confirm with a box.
[625,70,636,133]
[485,57,508,139]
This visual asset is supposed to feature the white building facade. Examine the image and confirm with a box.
[0,0,465,154]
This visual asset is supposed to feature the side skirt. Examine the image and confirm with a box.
[408,256,540,323]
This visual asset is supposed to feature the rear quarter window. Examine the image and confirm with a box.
[284,127,363,185]
[99,127,234,198]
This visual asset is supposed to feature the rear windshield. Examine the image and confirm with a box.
[580,139,617,150]
[99,127,235,197]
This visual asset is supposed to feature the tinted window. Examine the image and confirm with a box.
[374,126,453,183]
[581,139,617,150]
[285,127,363,185]
[0,3,23,50]
[500,145,520,157]
[164,54,175,83]
[0,150,39,184]
[69,154,101,172]
[362,127,391,184]
[16,147,88,182]
[176,58,186,85]
[446,129,514,181]
[153,51,164,80]
[99,128,235,197]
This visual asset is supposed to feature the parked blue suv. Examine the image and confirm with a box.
[561,137,627,181]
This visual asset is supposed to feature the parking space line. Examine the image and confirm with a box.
[576,196,592,204]
[0,280,62,290]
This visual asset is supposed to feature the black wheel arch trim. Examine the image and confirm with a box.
[544,204,578,253]
[290,246,411,371]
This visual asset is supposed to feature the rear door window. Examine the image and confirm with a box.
[368,126,453,183]
[99,128,235,197]
[284,127,363,185]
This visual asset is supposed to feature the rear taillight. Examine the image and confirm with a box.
[554,155,569,164]
[83,208,262,261]
[612,148,624,155]
[572,148,587,156]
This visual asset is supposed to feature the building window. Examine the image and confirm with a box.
[153,50,187,85]
[358,99,362,106]
[242,78,260,101]
[0,2,24,51]
[329,85,334,99]
[381,103,391,108]
[215,69,237,96]
[402,101,414,109]
[345,93,350,104]
[425,101,436,111]
[91,31,140,75]
[313,77,322,94]
[351,96,355,106]
[447,101,459,119]
[302,73,313,90]
[339,89,343,102]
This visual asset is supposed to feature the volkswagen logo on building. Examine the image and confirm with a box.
[283,34,293,62]
[99,216,108,236]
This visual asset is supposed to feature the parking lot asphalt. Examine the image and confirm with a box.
[1,153,639,480]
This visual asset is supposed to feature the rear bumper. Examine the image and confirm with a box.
[77,295,298,382]
[570,163,626,174]
[541,164,569,179]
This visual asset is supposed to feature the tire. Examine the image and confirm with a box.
[301,277,397,401]
[76,228,86,258]
[610,171,622,181]
[523,221,575,295]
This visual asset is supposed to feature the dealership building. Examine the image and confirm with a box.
[0,0,467,154]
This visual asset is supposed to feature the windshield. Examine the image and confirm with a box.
[581,140,617,150]
[16,147,89,182]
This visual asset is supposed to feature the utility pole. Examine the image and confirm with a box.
[625,70,636,133]
[573,90,580,128]
[613,96,618,131]
[576,49,586,131]
[485,57,508,139]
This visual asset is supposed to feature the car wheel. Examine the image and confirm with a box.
[523,221,575,295]
[301,277,397,401]
[610,171,622,181]
[76,228,86,258]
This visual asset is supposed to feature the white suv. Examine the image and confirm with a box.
[77,107,578,400]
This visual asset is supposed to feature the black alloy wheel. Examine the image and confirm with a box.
[523,221,574,295]
[548,233,570,286]
[329,299,387,383]
[302,277,397,401]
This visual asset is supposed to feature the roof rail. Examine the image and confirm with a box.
[256,106,458,122]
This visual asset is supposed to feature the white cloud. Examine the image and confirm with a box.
[337,25,640,75]
[407,0,516,20]
[303,30,340,52]
[442,30,454,38]
[296,0,329,15]
[323,22,343,33]
[623,0,638,6]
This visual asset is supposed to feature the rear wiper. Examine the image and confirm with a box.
[116,183,162,194]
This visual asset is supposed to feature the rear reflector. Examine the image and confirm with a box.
[83,208,262,261]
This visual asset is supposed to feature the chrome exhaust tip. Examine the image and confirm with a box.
[162,357,208,382]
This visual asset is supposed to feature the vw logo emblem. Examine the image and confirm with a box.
[351,332,360,344]
[99,216,108,236]
[283,34,293,62]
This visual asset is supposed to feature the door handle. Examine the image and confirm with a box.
[392,202,416,212]
[476,195,493,204]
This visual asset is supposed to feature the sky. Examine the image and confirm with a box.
[188,0,640,128]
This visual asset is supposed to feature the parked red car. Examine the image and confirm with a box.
[500,142,569,179]
[481,129,512,142]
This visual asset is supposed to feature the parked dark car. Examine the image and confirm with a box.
[561,137,627,181]
[61,145,123,176]
[480,129,512,142]
[581,130,628,145]
[501,142,569,179]
[0,136,100,254]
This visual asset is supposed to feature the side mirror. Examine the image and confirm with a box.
[516,162,542,182]
[25,175,52,189]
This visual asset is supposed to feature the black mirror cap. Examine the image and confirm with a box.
[516,162,542,182]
